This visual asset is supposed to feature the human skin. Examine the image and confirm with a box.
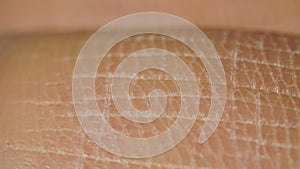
[0,29,299,169]
[0,0,300,35]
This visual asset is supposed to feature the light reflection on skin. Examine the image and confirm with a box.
[72,13,226,158]
[0,29,299,168]
[0,3,300,168]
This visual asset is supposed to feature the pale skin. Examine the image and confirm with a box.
[0,29,299,169]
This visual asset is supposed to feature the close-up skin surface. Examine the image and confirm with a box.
[0,29,299,168]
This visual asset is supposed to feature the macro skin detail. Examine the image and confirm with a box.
[0,29,299,168]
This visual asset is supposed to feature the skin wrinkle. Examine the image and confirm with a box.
[0,29,299,169]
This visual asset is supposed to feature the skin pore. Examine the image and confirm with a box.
[0,29,299,168]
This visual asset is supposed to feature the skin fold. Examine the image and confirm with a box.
[0,29,299,169]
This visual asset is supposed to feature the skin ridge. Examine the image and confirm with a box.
[0,29,299,169]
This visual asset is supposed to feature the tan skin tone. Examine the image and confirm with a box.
[0,0,300,35]
[0,1,300,169]
[0,29,299,169]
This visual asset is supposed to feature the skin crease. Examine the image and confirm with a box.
[1,1,300,168]
[0,29,299,169]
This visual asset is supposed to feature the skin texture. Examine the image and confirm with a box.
[0,29,299,169]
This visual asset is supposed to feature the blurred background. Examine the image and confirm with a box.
[0,0,300,35]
